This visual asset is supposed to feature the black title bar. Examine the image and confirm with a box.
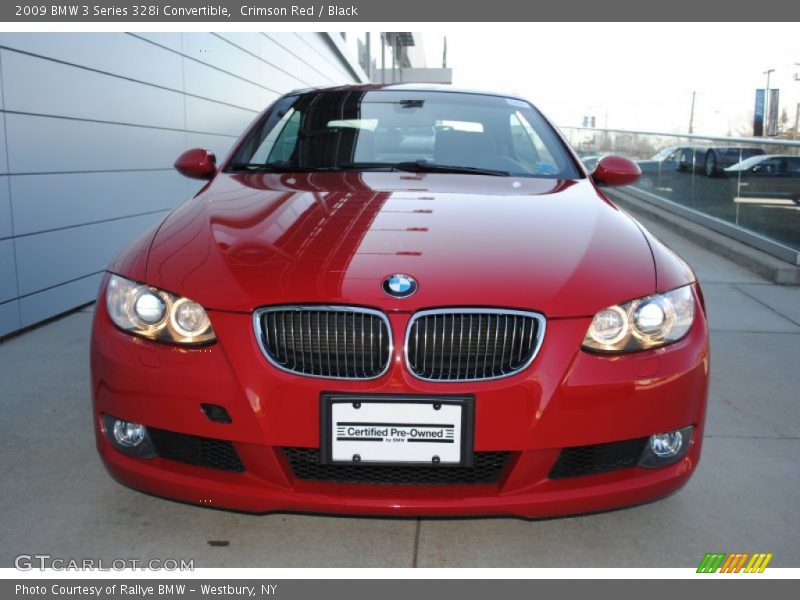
[4,0,800,22]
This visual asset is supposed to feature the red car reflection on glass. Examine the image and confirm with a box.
[91,85,709,517]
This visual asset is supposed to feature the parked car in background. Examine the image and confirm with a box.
[675,147,709,173]
[702,146,765,177]
[581,155,603,171]
[636,146,703,191]
[580,154,612,172]
[725,155,800,202]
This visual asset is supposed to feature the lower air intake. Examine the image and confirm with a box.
[283,448,510,485]
[548,437,648,479]
[148,428,245,473]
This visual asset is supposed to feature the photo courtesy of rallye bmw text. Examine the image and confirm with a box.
[0,0,798,594]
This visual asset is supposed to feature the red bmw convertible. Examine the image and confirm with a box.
[91,85,709,517]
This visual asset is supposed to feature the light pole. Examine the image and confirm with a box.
[380,33,386,83]
[365,32,371,82]
[763,68,774,135]
[794,63,800,141]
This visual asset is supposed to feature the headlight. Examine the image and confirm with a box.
[582,285,695,353]
[105,274,216,345]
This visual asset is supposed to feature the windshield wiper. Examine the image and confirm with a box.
[394,160,510,177]
[336,162,401,171]
[333,160,509,176]
[228,160,510,177]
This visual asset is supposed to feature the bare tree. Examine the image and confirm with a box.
[729,111,754,137]
[778,108,790,136]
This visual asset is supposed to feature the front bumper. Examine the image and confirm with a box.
[91,285,709,518]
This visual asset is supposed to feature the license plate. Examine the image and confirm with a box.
[321,395,474,467]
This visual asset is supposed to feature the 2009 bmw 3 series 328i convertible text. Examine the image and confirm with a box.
[91,85,709,518]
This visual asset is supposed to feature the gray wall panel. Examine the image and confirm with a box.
[10,171,185,236]
[216,32,261,57]
[263,34,335,87]
[130,32,183,53]
[0,33,183,90]
[185,178,206,199]
[183,59,264,111]
[258,89,281,112]
[265,33,312,62]
[257,59,306,94]
[15,213,166,296]
[1,50,185,131]
[19,273,102,328]
[5,114,186,174]
[185,133,238,164]
[0,238,17,302]
[0,299,20,337]
[0,32,363,337]
[0,117,7,175]
[0,177,11,239]
[298,34,352,81]
[184,96,257,137]
[259,36,302,83]
[183,33,263,87]
[259,35,318,87]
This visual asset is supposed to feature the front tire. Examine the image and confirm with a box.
[638,176,655,192]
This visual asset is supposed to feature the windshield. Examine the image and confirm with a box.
[716,147,764,159]
[728,155,766,170]
[227,90,580,179]
[650,147,677,161]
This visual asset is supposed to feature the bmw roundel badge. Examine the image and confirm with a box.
[383,274,418,298]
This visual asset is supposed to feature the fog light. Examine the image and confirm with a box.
[639,426,693,468]
[102,414,156,458]
[651,431,683,457]
[113,420,146,447]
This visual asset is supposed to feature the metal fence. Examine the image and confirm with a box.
[560,126,800,265]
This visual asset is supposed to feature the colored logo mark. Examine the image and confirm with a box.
[382,274,418,298]
[697,552,773,573]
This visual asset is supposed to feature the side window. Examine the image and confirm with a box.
[509,111,557,172]
[786,158,800,175]
[251,108,301,164]
[682,149,700,165]
[757,158,784,174]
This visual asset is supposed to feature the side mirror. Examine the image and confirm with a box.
[174,148,217,180]
[591,156,641,187]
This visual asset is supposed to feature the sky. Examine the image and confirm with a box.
[417,23,800,136]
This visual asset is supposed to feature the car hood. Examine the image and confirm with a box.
[143,172,656,318]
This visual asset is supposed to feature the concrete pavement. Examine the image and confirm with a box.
[0,211,798,568]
